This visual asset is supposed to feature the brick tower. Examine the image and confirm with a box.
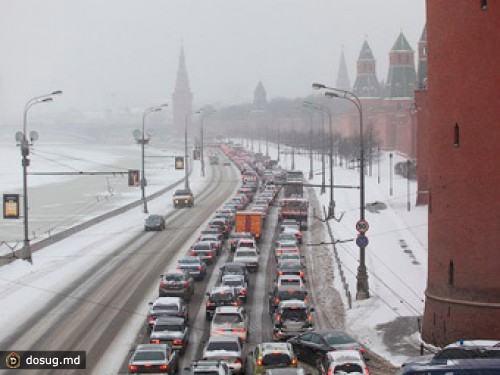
[352,40,381,98]
[172,44,193,132]
[421,1,500,346]
[385,32,417,98]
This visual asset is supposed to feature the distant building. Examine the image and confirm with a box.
[352,40,380,98]
[421,1,500,346]
[172,44,193,133]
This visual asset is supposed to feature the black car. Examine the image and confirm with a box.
[288,330,365,367]
[128,344,178,374]
[268,285,308,315]
[219,262,249,283]
[205,286,239,320]
[149,317,189,352]
[145,215,166,231]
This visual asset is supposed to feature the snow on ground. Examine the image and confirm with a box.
[0,140,210,342]
[263,141,428,366]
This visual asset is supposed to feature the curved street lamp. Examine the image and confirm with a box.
[20,90,63,264]
[313,82,369,300]
[138,104,168,214]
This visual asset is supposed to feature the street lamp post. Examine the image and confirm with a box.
[20,90,62,264]
[277,118,281,162]
[390,153,394,196]
[313,82,369,300]
[378,147,381,184]
[139,104,168,214]
[199,108,216,178]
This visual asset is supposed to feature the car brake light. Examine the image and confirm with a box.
[299,271,304,278]
[173,339,183,345]
[129,365,138,371]
[177,265,181,270]
[183,281,189,286]
[276,314,281,322]
[304,297,308,303]
[328,369,333,375]
[178,312,185,317]
[364,368,370,375]
[209,251,213,256]
[206,301,211,307]
[308,314,313,321]
[198,266,202,271]
[241,289,246,295]
[277,250,282,255]
[275,298,280,304]
[151,339,160,344]
[235,358,242,364]
[148,316,154,323]
[256,356,263,366]
[215,243,219,248]
[191,251,196,256]
[159,364,169,370]
[233,301,239,306]
[160,282,166,286]
[292,358,297,366]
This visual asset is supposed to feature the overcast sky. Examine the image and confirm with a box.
[0,0,425,123]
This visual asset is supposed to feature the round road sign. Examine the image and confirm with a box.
[356,234,369,248]
[356,219,369,233]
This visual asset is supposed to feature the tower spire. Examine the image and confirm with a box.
[172,43,193,131]
[336,46,351,91]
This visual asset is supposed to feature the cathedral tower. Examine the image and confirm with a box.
[172,44,193,132]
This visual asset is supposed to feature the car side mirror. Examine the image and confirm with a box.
[148,301,153,306]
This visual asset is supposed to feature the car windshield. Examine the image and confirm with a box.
[154,324,183,332]
[235,251,256,257]
[324,333,356,345]
[153,304,178,312]
[133,351,166,361]
[279,263,301,270]
[206,341,239,352]
[175,190,190,195]
[281,308,307,321]
[213,313,242,324]
[333,364,363,373]
[262,353,292,366]
[210,293,234,302]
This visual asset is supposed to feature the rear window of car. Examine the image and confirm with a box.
[236,251,256,257]
[133,351,166,361]
[164,274,183,282]
[223,279,243,287]
[154,324,183,332]
[213,313,242,324]
[262,353,292,366]
[333,364,362,373]
[206,341,240,352]
[153,304,178,312]
[179,258,199,264]
[278,290,307,300]
[210,293,235,302]
[281,308,307,321]
[239,242,254,248]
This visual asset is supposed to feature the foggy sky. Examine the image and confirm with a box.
[0,0,425,124]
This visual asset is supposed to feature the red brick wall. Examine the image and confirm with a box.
[415,90,429,205]
[421,0,500,346]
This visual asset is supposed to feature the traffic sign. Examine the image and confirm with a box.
[356,234,369,248]
[356,219,369,233]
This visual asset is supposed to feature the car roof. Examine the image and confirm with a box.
[155,316,186,325]
[215,306,243,313]
[179,256,202,262]
[153,297,182,305]
[326,349,364,362]
[222,274,245,281]
[259,342,293,353]
[278,299,308,308]
[210,286,235,294]
[207,335,241,343]
[136,344,168,351]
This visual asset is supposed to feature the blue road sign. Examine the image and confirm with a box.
[356,234,369,248]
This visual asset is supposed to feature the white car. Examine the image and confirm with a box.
[275,274,304,289]
[233,248,260,272]
[322,350,369,375]
[202,335,245,374]
[236,238,258,252]
[210,306,249,342]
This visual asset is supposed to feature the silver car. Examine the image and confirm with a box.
[202,335,245,374]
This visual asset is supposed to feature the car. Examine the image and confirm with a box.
[210,217,231,238]
[219,262,249,283]
[128,344,179,374]
[268,285,308,315]
[144,214,166,231]
[186,359,231,375]
[320,349,369,375]
[147,297,189,328]
[159,270,194,300]
[221,274,248,303]
[272,299,314,341]
[199,234,223,256]
[210,306,249,342]
[288,330,365,366]
[205,286,239,320]
[397,358,500,375]
[236,238,258,251]
[276,260,306,281]
[200,227,225,239]
[177,256,207,281]
[278,253,304,265]
[233,248,260,272]
[275,246,301,261]
[248,342,298,375]
[275,275,305,289]
[282,227,303,244]
[202,335,245,374]
[190,241,215,264]
[275,233,299,247]
[173,189,194,208]
[149,316,189,352]
[229,232,254,251]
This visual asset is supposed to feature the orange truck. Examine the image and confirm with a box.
[235,211,263,241]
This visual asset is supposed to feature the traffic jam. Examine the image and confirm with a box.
[127,143,370,375]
